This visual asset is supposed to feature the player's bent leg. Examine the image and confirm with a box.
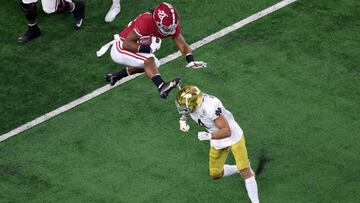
[21,0,37,22]
[209,147,229,180]
[143,57,160,78]
[127,67,145,75]
[108,41,179,98]
[143,57,179,99]
[231,135,250,172]
[209,168,223,180]
[110,41,147,67]
[19,0,41,44]
[107,42,146,85]
[106,67,144,86]
[231,136,259,203]
[239,167,254,179]
[143,57,167,96]
[242,168,259,203]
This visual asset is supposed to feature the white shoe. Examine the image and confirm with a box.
[105,4,121,22]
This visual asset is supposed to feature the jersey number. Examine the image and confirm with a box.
[198,119,209,129]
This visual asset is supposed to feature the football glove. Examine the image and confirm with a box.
[179,116,190,132]
[150,36,161,53]
[186,61,207,69]
[197,131,212,141]
[179,119,190,133]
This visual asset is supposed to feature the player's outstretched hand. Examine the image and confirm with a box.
[179,119,190,132]
[186,61,207,69]
[197,131,211,141]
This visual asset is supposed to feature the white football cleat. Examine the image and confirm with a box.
[105,3,121,22]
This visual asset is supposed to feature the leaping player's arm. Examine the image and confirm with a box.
[172,33,192,56]
[211,115,232,140]
[122,30,142,52]
[173,33,207,68]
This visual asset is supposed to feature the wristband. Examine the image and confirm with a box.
[186,54,194,63]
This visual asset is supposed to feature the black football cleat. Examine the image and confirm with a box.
[73,0,85,29]
[159,77,181,99]
[18,24,41,44]
[105,74,118,86]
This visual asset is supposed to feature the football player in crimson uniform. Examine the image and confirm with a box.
[105,0,121,23]
[175,86,260,203]
[101,2,207,98]
[19,0,85,44]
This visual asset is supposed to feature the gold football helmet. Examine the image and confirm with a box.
[175,85,203,115]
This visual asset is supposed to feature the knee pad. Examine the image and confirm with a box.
[21,1,37,21]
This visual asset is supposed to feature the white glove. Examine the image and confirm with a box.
[150,36,161,53]
[179,119,190,132]
[186,61,207,69]
[197,131,212,141]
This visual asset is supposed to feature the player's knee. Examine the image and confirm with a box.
[144,57,155,68]
[42,7,53,14]
[21,1,37,21]
[210,168,223,180]
[239,167,254,180]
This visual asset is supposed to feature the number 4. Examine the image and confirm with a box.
[198,119,209,129]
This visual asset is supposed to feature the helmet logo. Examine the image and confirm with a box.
[157,10,168,24]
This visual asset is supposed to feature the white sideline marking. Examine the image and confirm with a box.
[0,0,297,142]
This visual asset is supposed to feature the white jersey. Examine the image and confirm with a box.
[189,94,243,149]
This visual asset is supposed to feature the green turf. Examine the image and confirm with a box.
[1,0,360,202]
[0,0,279,135]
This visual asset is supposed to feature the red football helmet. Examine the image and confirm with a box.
[153,2,179,36]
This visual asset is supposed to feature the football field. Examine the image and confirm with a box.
[1,0,360,202]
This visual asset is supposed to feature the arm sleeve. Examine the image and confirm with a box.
[134,14,154,37]
[207,98,224,121]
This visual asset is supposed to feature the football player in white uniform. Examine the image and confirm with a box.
[175,85,259,203]
[105,0,121,22]
[19,0,85,44]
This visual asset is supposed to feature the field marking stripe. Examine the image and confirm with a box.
[0,0,297,142]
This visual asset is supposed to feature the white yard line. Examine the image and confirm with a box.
[0,0,297,142]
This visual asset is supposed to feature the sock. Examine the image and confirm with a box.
[113,68,129,80]
[223,164,239,177]
[28,23,37,28]
[73,0,85,19]
[245,176,259,203]
[112,0,120,5]
[151,74,165,89]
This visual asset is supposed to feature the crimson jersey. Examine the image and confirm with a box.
[119,12,181,40]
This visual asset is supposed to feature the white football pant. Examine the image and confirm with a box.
[110,40,160,68]
[22,0,73,14]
